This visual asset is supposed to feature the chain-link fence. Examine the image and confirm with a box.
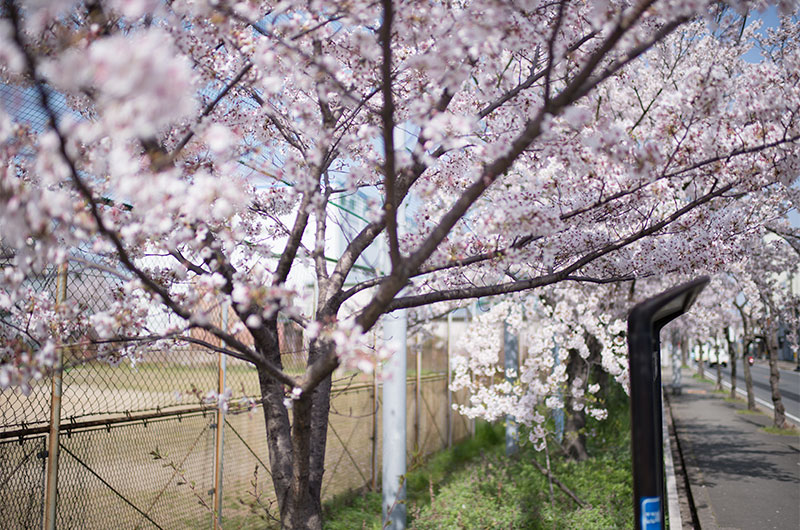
[0,252,473,528]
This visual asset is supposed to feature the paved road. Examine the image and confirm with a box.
[708,360,800,425]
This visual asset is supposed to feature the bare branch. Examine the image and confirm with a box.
[169,62,254,162]
[273,192,314,285]
[386,181,735,311]
[543,0,568,105]
[561,133,800,222]
[169,249,209,276]
[380,0,401,269]
[478,30,598,120]
[85,333,297,388]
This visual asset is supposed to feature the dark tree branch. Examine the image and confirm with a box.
[169,249,209,276]
[273,192,313,285]
[767,227,800,257]
[6,0,296,391]
[561,133,800,221]
[380,0,401,270]
[303,2,688,389]
[543,0,568,106]
[477,30,598,120]
[170,62,254,162]
[386,181,735,311]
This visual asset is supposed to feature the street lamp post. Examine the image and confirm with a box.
[628,277,709,530]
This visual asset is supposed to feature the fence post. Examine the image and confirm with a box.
[213,303,229,530]
[468,305,476,438]
[414,342,421,453]
[44,262,68,530]
[372,366,379,491]
[446,312,453,448]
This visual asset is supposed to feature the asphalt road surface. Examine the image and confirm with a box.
[711,359,800,424]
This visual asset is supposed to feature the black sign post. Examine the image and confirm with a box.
[628,277,709,530]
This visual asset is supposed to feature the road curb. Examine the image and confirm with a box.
[663,390,695,529]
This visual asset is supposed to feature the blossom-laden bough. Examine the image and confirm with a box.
[1,0,799,527]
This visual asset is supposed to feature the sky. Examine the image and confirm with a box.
[741,5,781,63]
[742,5,800,228]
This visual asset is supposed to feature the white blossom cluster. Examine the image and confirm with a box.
[0,0,797,428]
[451,291,627,450]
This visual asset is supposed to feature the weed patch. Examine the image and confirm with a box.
[761,425,800,436]
[736,409,763,416]
[323,383,634,529]
[691,373,714,384]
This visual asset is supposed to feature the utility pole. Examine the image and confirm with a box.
[382,169,408,529]
[382,308,407,529]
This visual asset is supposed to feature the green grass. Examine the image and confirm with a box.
[323,383,634,529]
[322,421,504,530]
[691,373,714,384]
[736,408,763,416]
[761,425,800,436]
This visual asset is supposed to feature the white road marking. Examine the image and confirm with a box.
[718,378,800,425]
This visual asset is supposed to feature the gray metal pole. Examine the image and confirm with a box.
[553,340,564,443]
[44,263,68,530]
[382,309,407,529]
[504,321,519,456]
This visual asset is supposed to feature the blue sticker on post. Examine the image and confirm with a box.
[640,497,661,529]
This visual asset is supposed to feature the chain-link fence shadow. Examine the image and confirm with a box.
[0,436,46,530]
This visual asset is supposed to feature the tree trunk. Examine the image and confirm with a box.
[563,334,602,461]
[256,367,296,523]
[284,394,323,529]
[714,340,723,391]
[680,335,688,367]
[306,342,334,521]
[727,336,737,400]
[255,324,333,529]
[697,341,705,381]
[765,323,788,429]
[742,339,757,411]
[564,347,589,461]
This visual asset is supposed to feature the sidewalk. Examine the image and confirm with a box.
[664,365,800,529]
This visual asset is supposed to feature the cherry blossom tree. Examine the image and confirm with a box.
[450,284,629,460]
[2,0,799,527]
[736,225,799,428]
